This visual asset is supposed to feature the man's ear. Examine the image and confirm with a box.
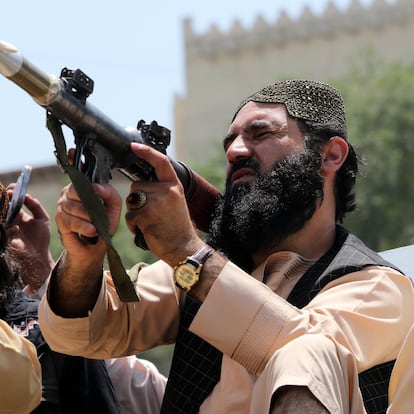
[321,136,349,174]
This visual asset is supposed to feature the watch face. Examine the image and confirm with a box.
[175,263,200,290]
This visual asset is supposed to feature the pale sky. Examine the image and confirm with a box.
[1,0,363,173]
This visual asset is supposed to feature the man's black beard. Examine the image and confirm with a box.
[208,146,324,271]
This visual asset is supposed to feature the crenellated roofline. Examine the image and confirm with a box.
[184,0,414,56]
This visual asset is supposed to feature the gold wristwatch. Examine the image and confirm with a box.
[174,244,214,292]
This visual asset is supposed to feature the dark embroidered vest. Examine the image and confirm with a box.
[287,226,400,414]
[161,226,401,414]
[160,295,222,414]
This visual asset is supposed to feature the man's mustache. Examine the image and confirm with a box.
[226,159,261,188]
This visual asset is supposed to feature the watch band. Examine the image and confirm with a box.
[187,244,214,266]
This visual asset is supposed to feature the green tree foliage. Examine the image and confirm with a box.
[334,55,414,251]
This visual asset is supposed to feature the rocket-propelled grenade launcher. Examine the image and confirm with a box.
[0,40,220,243]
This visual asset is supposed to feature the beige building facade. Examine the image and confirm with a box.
[174,0,414,163]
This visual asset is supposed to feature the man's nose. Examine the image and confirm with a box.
[226,136,252,163]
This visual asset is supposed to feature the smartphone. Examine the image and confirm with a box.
[5,165,32,227]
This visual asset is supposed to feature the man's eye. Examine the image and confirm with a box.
[253,131,271,140]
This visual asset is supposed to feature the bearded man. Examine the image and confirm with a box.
[0,183,42,413]
[39,80,414,414]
